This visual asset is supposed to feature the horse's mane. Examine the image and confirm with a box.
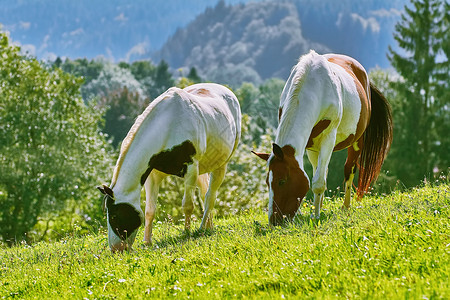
[111,87,184,186]
[277,50,318,140]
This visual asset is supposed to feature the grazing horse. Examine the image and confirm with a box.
[253,50,393,225]
[98,83,241,251]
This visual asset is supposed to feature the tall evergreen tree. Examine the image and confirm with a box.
[151,60,175,99]
[187,67,201,83]
[387,0,449,186]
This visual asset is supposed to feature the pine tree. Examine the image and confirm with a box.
[187,67,201,83]
[387,0,449,186]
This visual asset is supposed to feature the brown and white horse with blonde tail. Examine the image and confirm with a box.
[253,50,393,225]
[98,83,241,252]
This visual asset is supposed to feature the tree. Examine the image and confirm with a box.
[150,60,176,99]
[387,0,449,186]
[235,79,284,144]
[101,87,147,148]
[187,67,202,84]
[0,33,113,245]
[57,58,104,87]
[82,62,146,101]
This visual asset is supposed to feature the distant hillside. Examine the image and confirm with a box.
[1,0,407,83]
[155,0,407,85]
[0,0,258,61]
[155,1,330,85]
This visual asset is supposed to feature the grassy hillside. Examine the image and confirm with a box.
[1,184,448,299]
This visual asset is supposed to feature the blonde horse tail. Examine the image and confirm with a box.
[357,82,393,198]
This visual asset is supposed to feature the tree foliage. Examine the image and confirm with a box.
[58,57,104,87]
[387,0,449,187]
[100,87,147,148]
[57,59,176,148]
[0,33,113,244]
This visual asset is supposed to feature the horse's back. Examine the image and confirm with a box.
[279,51,371,152]
[303,52,369,149]
[324,54,371,148]
[184,83,241,128]
[183,83,241,172]
[145,83,241,174]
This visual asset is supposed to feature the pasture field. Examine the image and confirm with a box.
[1,184,448,299]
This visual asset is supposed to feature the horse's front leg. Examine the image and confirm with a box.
[143,170,166,245]
[311,130,337,219]
[200,165,226,230]
[183,163,199,231]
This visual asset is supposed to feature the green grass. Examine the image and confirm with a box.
[1,184,449,299]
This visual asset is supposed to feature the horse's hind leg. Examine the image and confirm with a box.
[144,170,166,245]
[196,173,210,210]
[200,165,226,229]
[343,140,362,209]
[183,163,199,231]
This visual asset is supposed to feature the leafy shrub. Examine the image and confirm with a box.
[0,33,114,244]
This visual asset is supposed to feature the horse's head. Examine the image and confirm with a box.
[253,143,310,226]
[97,185,143,252]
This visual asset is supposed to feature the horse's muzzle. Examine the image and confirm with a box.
[108,232,137,253]
[269,211,293,226]
[110,240,129,253]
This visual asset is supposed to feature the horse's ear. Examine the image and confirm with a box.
[251,150,270,161]
[97,185,105,194]
[97,184,114,198]
[272,143,284,160]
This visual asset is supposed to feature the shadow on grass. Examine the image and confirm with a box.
[252,207,341,237]
[149,227,216,249]
[143,207,342,249]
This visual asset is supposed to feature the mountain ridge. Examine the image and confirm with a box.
[0,0,407,84]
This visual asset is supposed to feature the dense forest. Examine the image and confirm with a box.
[0,0,448,246]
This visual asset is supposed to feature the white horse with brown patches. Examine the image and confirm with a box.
[98,83,241,252]
[253,50,393,225]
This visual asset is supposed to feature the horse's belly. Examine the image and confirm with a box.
[334,102,361,150]
[198,136,235,174]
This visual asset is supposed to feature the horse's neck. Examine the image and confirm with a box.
[111,117,167,200]
[276,90,320,170]
[276,53,332,168]
[275,117,310,169]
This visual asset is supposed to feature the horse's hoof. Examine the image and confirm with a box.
[142,241,152,247]
[309,213,320,220]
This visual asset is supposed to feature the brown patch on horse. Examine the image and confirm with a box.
[334,134,355,151]
[268,144,309,225]
[278,107,283,122]
[344,139,363,181]
[327,56,371,141]
[141,140,196,185]
[306,119,331,148]
[186,87,213,98]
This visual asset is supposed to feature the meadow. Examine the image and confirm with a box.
[1,183,448,299]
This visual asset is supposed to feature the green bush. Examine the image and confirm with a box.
[0,33,114,244]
